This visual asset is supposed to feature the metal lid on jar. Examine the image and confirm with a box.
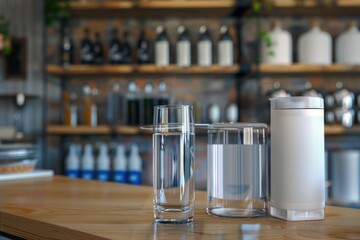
[270,96,324,110]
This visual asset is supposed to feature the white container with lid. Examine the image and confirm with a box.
[270,96,325,221]
[261,21,293,65]
[336,21,360,65]
[298,22,332,65]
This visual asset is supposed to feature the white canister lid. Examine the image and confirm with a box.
[270,96,324,110]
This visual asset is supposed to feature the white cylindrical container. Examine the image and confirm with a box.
[270,97,325,221]
[336,21,360,65]
[298,23,332,65]
[261,21,292,65]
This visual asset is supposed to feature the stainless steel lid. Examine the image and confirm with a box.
[270,96,324,110]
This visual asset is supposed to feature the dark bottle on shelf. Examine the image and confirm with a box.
[197,25,212,66]
[108,28,123,64]
[93,32,104,64]
[80,28,94,64]
[137,29,150,64]
[143,83,155,125]
[60,26,75,66]
[156,81,169,105]
[176,25,191,67]
[127,81,140,126]
[218,25,234,66]
[155,25,170,67]
[122,30,132,64]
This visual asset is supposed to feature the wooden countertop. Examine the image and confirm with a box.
[0,176,360,239]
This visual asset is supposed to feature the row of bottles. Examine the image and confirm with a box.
[64,80,239,126]
[262,20,360,65]
[65,143,142,185]
[60,25,234,67]
[266,81,360,128]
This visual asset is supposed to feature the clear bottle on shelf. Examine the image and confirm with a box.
[128,144,142,185]
[176,25,191,67]
[113,144,127,183]
[109,28,123,64]
[81,144,95,180]
[155,25,170,67]
[107,81,126,125]
[218,25,234,66]
[156,81,170,106]
[64,92,78,127]
[143,82,155,125]
[126,81,141,126]
[96,144,110,181]
[65,144,80,178]
[83,85,98,127]
[197,25,212,67]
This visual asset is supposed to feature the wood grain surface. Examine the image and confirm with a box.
[0,176,360,240]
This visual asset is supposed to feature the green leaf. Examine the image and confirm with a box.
[265,35,272,47]
[252,1,261,13]
[268,50,275,57]
[2,46,11,57]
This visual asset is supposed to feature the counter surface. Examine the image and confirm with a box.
[0,176,359,239]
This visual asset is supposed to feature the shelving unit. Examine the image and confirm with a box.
[259,0,360,16]
[68,0,243,18]
[46,125,142,135]
[46,124,360,136]
[46,64,241,76]
[255,64,360,74]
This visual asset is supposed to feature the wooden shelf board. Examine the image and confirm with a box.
[69,0,237,18]
[70,1,135,10]
[263,0,317,7]
[114,126,142,135]
[46,65,133,75]
[338,0,360,7]
[46,125,360,136]
[325,125,360,135]
[137,64,239,74]
[47,125,111,135]
[138,1,235,9]
[260,0,360,16]
[256,64,360,74]
[46,64,240,76]
[266,0,360,7]
[47,125,145,135]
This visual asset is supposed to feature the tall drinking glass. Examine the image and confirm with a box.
[152,105,195,224]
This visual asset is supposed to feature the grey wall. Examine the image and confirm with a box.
[0,0,44,164]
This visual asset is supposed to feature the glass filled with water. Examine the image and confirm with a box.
[207,123,268,217]
[152,105,195,224]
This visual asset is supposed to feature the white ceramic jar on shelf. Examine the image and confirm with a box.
[298,21,332,65]
[336,21,360,65]
[261,21,292,65]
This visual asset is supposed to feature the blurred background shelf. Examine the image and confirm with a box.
[46,64,240,76]
[68,0,246,18]
[259,0,360,16]
[47,125,142,135]
[255,64,360,74]
[46,124,360,136]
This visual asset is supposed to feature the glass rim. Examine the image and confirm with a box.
[153,104,193,110]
